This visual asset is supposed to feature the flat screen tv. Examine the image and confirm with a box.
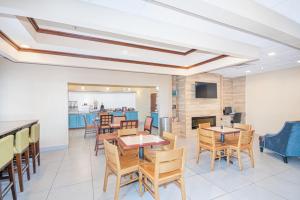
[195,82,217,98]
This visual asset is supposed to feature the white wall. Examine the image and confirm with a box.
[69,92,136,111]
[246,66,300,135]
[0,58,172,150]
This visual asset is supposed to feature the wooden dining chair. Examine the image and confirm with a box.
[83,115,97,138]
[144,116,153,134]
[226,123,252,144]
[103,140,139,200]
[14,128,31,192]
[100,114,113,133]
[0,135,17,200]
[120,120,138,129]
[198,122,211,129]
[113,116,126,127]
[226,130,255,170]
[139,147,186,200]
[196,128,227,171]
[117,128,139,157]
[144,132,177,162]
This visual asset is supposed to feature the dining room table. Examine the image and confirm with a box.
[203,126,241,143]
[117,133,170,159]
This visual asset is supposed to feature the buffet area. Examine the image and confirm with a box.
[68,84,159,129]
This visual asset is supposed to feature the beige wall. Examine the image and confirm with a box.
[246,66,300,135]
[0,58,172,150]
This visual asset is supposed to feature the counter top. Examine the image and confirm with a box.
[0,120,38,137]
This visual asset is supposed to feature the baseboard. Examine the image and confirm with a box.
[41,145,68,152]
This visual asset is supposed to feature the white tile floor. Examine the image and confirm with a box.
[3,129,300,200]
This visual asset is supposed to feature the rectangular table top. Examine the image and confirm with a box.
[203,126,240,134]
[118,134,169,149]
[0,120,38,137]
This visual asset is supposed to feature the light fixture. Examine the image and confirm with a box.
[156,86,159,91]
[260,67,264,70]
[297,60,300,63]
[106,87,110,91]
[245,70,251,73]
[128,88,131,91]
[20,44,30,48]
[268,52,276,56]
[81,86,85,90]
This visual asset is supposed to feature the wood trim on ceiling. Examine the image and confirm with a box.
[28,18,197,56]
[0,31,227,69]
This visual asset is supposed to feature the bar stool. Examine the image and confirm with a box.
[29,123,40,174]
[14,128,30,192]
[0,135,17,200]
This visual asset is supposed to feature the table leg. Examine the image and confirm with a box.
[139,147,144,160]
[220,133,225,143]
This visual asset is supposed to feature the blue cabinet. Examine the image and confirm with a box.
[68,113,97,129]
[151,112,158,127]
[111,111,123,117]
[125,111,138,121]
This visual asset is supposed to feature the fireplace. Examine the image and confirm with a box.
[192,116,216,129]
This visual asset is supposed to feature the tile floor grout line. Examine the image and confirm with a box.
[252,182,289,200]
[45,149,67,200]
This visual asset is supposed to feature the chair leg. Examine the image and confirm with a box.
[103,165,109,192]
[114,175,121,200]
[259,147,264,152]
[237,150,243,170]
[249,148,255,168]
[7,161,17,200]
[138,171,143,196]
[179,178,186,200]
[95,140,99,156]
[227,149,231,166]
[154,183,160,200]
[196,147,201,164]
[24,149,30,181]
[282,156,288,164]
[210,150,216,171]
[37,141,40,166]
[15,153,24,192]
[31,143,37,173]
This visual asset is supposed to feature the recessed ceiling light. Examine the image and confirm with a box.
[128,88,131,91]
[245,70,251,73]
[106,87,110,91]
[156,86,159,91]
[268,52,276,56]
[81,86,85,90]
[20,44,30,48]
[297,60,300,63]
[260,67,264,70]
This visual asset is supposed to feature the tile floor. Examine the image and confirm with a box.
[3,129,300,200]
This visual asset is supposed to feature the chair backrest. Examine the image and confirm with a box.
[198,128,215,147]
[198,122,211,129]
[117,128,138,137]
[100,115,113,126]
[162,132,177,150]
[238,130,254,147]
[0,135,14,168]
[154,147,185,179]
[120,120,138,129]
[30,123,40,143]
[144,116,153,133]
[232,113,242,123]
[113,116,126,126]
[15,128,30,153]
[103,140,120,173]
[234,123,252,131]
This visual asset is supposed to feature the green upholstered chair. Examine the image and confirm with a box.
[29,123,41,173]
[0,135,17,200]
[14,128,31,192]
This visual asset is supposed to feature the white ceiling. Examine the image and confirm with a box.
[0,0,300,77]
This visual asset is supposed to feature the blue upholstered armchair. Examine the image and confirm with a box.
[259,121,300,163]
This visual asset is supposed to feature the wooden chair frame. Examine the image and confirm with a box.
[226,130,255,170]
[144,116,153,134]
[99,114,113,133]
[83,115,97,138]
[120,120,138,129]
[139,148,186,200]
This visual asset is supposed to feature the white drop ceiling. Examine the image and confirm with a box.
[0,0,299,77]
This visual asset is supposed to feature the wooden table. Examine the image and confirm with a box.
[203,126,240,143]
[0,120,38,138]
[118,134,170,159]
